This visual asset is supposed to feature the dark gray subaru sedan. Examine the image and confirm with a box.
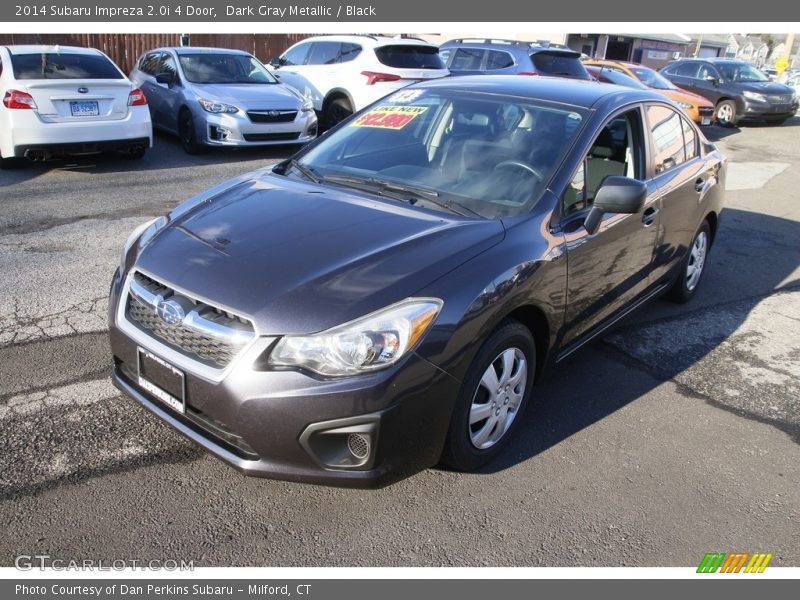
[109,77,726,487]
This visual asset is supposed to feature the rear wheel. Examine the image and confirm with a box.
[324,97,353,130]
[440,320,536,471]
[715,100,738,127]
[178,110,203,154]
[668,220,711,303]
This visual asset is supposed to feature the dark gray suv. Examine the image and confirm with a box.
[660,58,798,126]
[439,38,591,79]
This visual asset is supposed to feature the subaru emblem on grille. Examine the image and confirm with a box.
[268,110,280,117]
[156,298,186,326]
[77,87,89,94]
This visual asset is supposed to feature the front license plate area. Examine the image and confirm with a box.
[70,100,99,116]
[137,348,186,414]
[701,117,711,125]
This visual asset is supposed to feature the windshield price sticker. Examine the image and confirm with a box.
[351,105,428,130]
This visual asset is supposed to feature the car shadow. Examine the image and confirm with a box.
[464,206,800,475]
[0,131,301,185]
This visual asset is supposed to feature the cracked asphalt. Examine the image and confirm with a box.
[0,122,798,567]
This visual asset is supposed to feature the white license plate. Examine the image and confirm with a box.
[701,117,711,125]
[70,100,99,117]
[137,348,186,414]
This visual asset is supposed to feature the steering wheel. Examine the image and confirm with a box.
[493,160,544,182]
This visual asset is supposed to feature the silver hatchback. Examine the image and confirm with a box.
[130,47,317,154]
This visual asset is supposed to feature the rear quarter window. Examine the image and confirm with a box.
[449,48,484,71]
[374,45,445,69]
[11,52,124,80]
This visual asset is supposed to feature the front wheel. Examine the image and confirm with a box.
[668,220,711,303]
[715,100,738,128]
[178,110,204,154]
[440,320,536,471]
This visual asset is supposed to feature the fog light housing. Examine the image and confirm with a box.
[209,125,230,141]
[299,416,379,470]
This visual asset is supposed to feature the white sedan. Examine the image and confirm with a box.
[0,45,152,168]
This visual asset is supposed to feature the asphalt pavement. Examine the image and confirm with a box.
[0,121,798,567]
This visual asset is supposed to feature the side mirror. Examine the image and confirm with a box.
[155,72,174,86]
[584,176,647,235]
[705,75,719,85]
[269,57,283,69]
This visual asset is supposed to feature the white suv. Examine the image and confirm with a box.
[0,45,152,167]
[268,35,449,128]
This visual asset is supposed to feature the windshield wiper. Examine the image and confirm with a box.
[325,174,483,219]
[284,159,322,184]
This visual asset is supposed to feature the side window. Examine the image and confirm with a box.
[563,109,643,216]
[486,50,514,70]
[139,52,161,75]
[674,62,700,78]
[681,118,698,161]
[338,43,362,63]
[697,64,719,81]
[157,53,177,78]
[450,48,485,71]
[647,105,686,173]
[282,43,311,66]
[306,42,341,65]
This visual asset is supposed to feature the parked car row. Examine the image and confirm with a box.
[2,38,798,168]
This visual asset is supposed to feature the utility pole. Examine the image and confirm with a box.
[784,32,795,59]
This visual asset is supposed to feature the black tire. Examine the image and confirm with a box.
[0,156,25,169]
[178,110,203,154]
[715,99,738,128]
[440,320,536,471]
[668,220,712,304]
[324,97,353,130]
[765,117,788,126]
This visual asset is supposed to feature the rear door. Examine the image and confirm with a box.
[132,51,163,126]
[152,52,181,132]
[10,51,132,123]
[278,41,342,109]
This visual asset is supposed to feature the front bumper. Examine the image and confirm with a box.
[197,109,318,147]
[108,269,459,487]
[742,98,799,119]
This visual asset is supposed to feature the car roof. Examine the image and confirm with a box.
[296,35,435,48]
[441,38,578,54]
[412,75,664,108]
[5,45,103,56]
[152,46,252,56]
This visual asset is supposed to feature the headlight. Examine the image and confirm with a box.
[198,98,239,113]
[119,216,167,274]
[675,101,693,109]
[300,97,314,112]
[269,298,443,377]
[742,91,767,103]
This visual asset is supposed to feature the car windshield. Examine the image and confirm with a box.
[630,67,677,90]
[178,54,278,84]
[717,63,769,83]
[284,89,586,219]
[10,52,123,80]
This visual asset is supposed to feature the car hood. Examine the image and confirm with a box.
[135,172,504,335]
[735,81,795,95]
[660,87,713,107]
[191,83,303,107]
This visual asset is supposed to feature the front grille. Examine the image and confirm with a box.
[125,272,255,369]
[699,107,714,116]
[768,94,793,104]
[243,132,301,142]
[247,110,297,123]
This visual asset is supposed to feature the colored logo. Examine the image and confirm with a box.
[697,552,773,573]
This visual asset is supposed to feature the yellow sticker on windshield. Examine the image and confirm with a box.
[350,105,427,130]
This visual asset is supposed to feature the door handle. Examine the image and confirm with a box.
[642,206,659,226]
[695,178,705,193]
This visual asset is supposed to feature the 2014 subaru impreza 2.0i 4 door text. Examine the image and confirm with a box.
[109,77,726,487]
